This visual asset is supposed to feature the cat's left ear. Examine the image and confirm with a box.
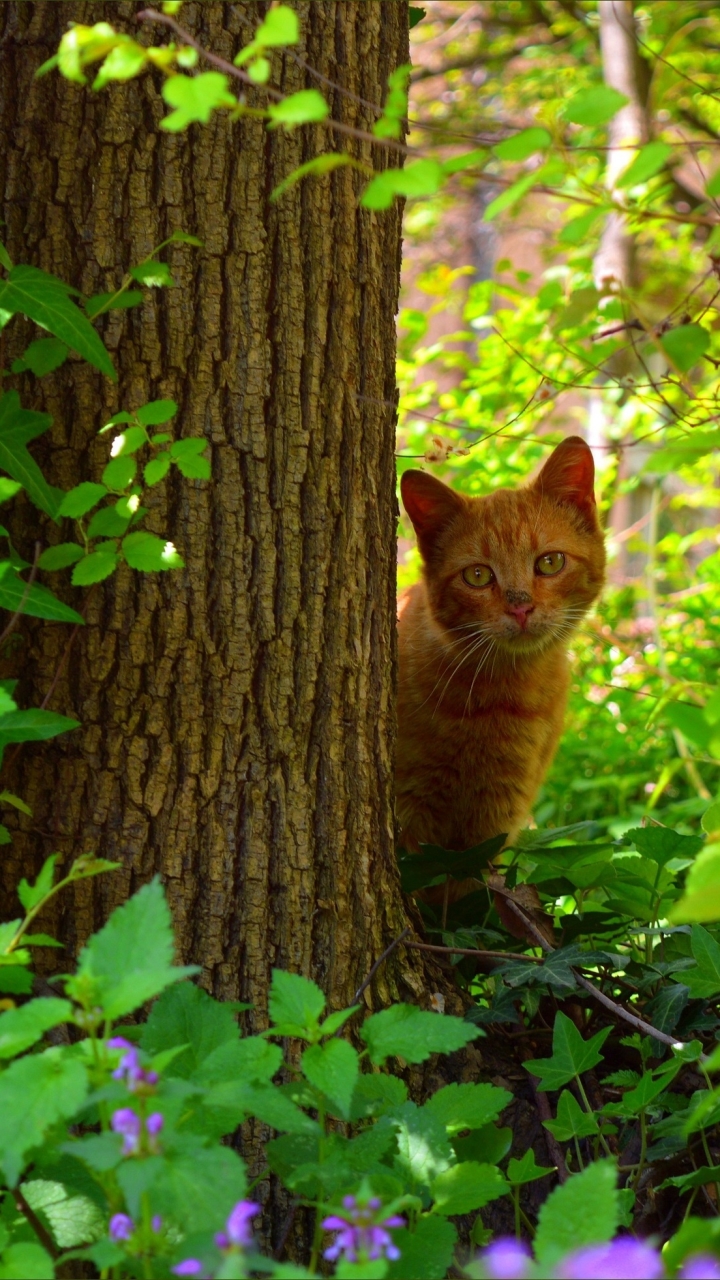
[533,436,598,526]
[401,469,466,559]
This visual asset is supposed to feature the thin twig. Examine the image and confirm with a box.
[0,541,41,647]
[405,940,543,963]
[13,1186,58,1259]
[272,1199,299,1261]
[350,927,412,1009]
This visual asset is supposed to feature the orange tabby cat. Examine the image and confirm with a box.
[397,437,605,861]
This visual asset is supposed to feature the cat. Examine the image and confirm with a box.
[396,436,606,868]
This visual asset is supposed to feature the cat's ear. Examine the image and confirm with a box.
[401,470,466,558]
[533,436,597,524]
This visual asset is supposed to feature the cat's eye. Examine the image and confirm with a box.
[535,552,565,576]
[462,564,494,588]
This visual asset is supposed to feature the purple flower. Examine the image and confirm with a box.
[171,1263,205,1278]
[109,1212,134,1242]
[214,1200,260,1251]
[151,1215,163,1233]
[108,1036,159,1091]
[479,1238,533,1279]
[322,1195,405,1264]
[681,1259,720,1280]
[557,1238,664,1280]
[146,1112,164,1136]
[111,1107,141,1155]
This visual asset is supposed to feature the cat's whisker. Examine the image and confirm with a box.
[419,631,493,713]
[464,638,497,717]
[432,634,494,717]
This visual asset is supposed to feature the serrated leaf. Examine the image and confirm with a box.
[616,141,672,188]
[386,1216,455,1280]
[269,969,326,1036]
[0,1047,88,1185]
[424,1081,511,1134]
[392,1101,453,1188]
[160,72,235,131]
[302,1039,359,1118]
[137,399,178,426]
[19,338,69,376]
[141,981,241,1079]
[101,455,136,491]
[20,1177,105,1249]
[83,289,143,319]
[152,1146,248,1235]
[0,391,62,518]
[534,1160,619,1267]
[0,998,72,1059]
[268,89,329,130]
[431,1160,508,1215]
[121,532,184,571]
[129,260,174,288]
[144,453,172,486]
[493,127,551,161]
[348,1072,408,1121]
[110,426,146,457]
[58,482,107,518]
[38,543,85,570]
[71,550,118,586]
[175,453,211,480]
[169,437,206,459]
[86,506,130,539]
[565,86,628,127]
[524,1011,611,1090]
[67,877,199,1020]
[624,825,703,867]
[0,266,115,379]
[660,323,709,373]
[361,1003,480,1065]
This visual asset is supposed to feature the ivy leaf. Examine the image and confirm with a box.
[534,1160,619,1268]
[362,1004,481,1065]
[424,1082,512,1134]
[268,89,329,130]
[0,1048,88,1185]
[0,266,115,379]
[66,877,199,1020]
[506,1149,555,1185]
[58,482,107,518]
[18,855,58,911]
[0,391,63,518]
[524,1011,611,1091]
[301,1040,359,1119]
[430,1161,508,1215]
[543,1089,599,1141]
[121,532,184,571]
[160,72,235,131]
[0,997,73,1059]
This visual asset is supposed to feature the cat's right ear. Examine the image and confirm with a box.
[401,470,466,559]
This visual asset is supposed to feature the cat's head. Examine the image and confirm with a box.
[401,437,606,654]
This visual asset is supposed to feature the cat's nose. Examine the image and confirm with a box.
[506,604,534,628]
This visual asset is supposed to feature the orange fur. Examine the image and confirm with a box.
[396,437,606,862]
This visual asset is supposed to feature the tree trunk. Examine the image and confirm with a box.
[0,1,430,1020]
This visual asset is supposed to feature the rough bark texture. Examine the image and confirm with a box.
[0,1,431,1020]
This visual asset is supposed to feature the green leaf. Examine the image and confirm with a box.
[86,506,130,539]
[110,426,147,456]
[0,391,62,518]
[268,89,329,130]
[20,1177,105,1249]
[129,260,174,288]
[0,1242,54,1279]
[0,479,22,504]
[424,1082,511,1134]
[83,289,143,319]
[386,1215,455,1280]
[197,1036,282,1086]
[483,170,539,221]
[0,266,115,379]
[271,153,352,202]
[174,453,211,480]
[408,6,427,29]
[167,230,203,246]
[534,1160,619,1268]
[152,1146,248,1234]
[660,323,710,373]
[361,1003,481,1065]
[0,966,33,995]
[431,1161,508,1215]
[616,141,672,188]
[18,854,57,911]
[121,531,184,571]
[17,338,69,376]
[253,5,299,47]
[0,790,31,815]
[144,453,172,486]
[58,482,107,518]
[544,1089,599,1141]
[506,1149,554,1185]
[38,543,84,570]
[453,1124,512,1166]
[169,438,206,459]
[348,1072,408,1121]
[92,39,147,90]
[703,802,720,834]
[101,456,136,491]
[137,399,178,426]
[558,208,602,245]
[494,127,551,161]
[361,160,444,210]
[71,550,118,586]
[100,412,135,431]
[524,1011,611,1091]
[0,1047,88,1185]
[678,924,720,997]
[301,1040,359,1118]
[392,1101,453,1188]
[441,148,487,176]
[565,86,628,127]
[0,563,83,624]
[664,1220,720,1276]
[648,429,720,474]
[141,981,241,1078]
[0,242,12,271]
[0,998,72,1059]
[268,969,326,1037]
[66,877,199,1020]
[624,825,703,867]
[205,1077,318,1134]
[161,72,235,131]
[0,708,79,747]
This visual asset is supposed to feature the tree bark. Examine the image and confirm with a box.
[0,1,431,1021]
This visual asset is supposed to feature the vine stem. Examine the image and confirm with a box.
[0,540,41,647]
